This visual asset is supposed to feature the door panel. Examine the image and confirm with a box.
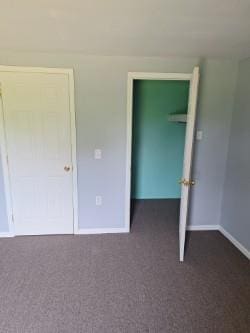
[179,67,199,261]
[0,72,74,235]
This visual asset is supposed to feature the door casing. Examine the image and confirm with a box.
[125,70,199,258]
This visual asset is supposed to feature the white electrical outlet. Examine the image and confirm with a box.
[95,196,102,206]
[94,149,102,159]
[196,130,203,141]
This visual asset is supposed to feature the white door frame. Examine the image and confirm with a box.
[0,65,79,236]
[125,71,193,231]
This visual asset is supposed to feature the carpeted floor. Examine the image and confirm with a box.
[0,199,249,333]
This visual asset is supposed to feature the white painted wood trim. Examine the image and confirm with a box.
[0,84,14,236]
[219,226,250,260]
[76,227,129,235]
[0,65,78,236]
[187,225,249,260]
[68,69,79,234]
[128,72,192,81]
[187,225,220,231]
[125,71,194,233]
[0,65,73,75]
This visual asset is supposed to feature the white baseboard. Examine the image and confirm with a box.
[187,225,219,231]
[187,225,249,260]
[0,228,130,237]
[219,226,250,260]
[76,227,130,235]
[1,225,249,260]
[0,232,14,238]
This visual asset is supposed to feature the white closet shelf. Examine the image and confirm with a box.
[168,114,187,123]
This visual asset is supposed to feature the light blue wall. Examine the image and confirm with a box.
[220,58,250,252]
[0,52,238,231]
[189,59,238,227]
[132,80,189,199]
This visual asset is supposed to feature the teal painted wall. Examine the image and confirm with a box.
[132,80,189,199]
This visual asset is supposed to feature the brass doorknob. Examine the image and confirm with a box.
[179,179,195,186]
[64,166,70,172]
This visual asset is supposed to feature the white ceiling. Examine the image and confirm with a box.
[1,0,250,59]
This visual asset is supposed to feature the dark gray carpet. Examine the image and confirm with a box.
[0,199,249,333]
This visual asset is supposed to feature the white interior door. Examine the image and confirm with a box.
[0,71,74,235]
[179,67,199,261]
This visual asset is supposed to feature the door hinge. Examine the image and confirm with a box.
[12,214,14,223]
[6,155,9,165]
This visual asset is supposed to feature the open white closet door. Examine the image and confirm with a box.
[179,67,199,262]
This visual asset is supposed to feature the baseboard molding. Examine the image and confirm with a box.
[1,225,248,259]
[76,227,130,235]
[0,228,130,237]
[187,225,219,231]
[0,232,14,238]
[219,226,250,260]
[187,225,249,260]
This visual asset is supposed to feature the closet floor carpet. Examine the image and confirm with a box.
[0,199,249,333]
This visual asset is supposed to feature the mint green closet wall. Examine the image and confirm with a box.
[132,80,189,199]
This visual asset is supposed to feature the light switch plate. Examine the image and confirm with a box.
[94,149,102,159]
[196,130,203,141]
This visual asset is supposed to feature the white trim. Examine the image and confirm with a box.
[187,225,219,231]
[76,227,129,235]
[68,69,79,234]
[219,226,250,260]
[0,232,14,238]
[187,224,249,260]
[0,65,78,236]
[125,71,194,233]
[128,72,192,81]
[0,65,73,75]
[0,83,14,236]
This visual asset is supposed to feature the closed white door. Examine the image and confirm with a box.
[0,71,74,235]
[179,67,199,261]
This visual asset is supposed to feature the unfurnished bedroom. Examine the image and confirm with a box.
[0,1,249,332]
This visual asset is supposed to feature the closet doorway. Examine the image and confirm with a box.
[125,69,199,261]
